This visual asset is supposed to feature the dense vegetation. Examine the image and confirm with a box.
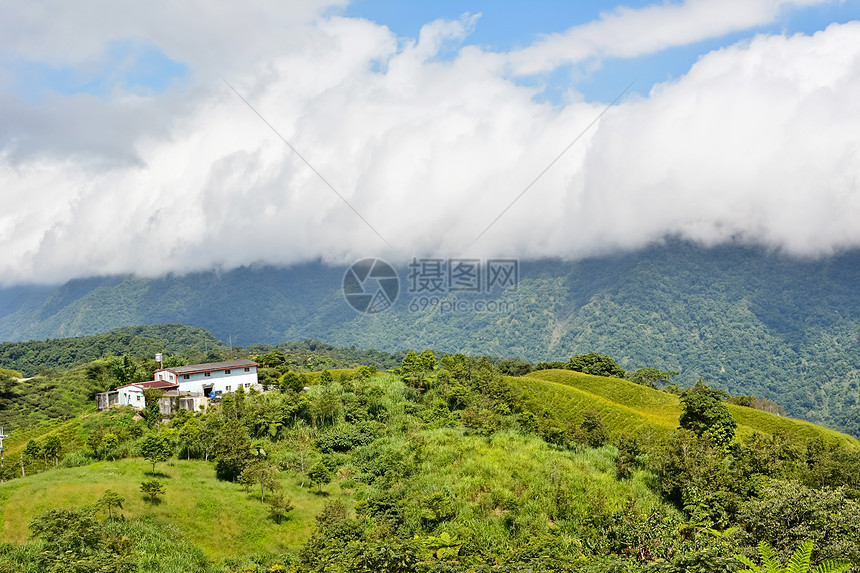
[0,346,858,572]
[1,242,859,436]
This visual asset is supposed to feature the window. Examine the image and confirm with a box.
[204,372,210,377]
[244,367,250,372]
[136,395,141,401]
[226,386,231,392]
[245,383,250,388]
[183,374,190,380]
[225,369,231,374]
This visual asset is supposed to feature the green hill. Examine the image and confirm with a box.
[0,323,220,377]
[0,364,858,571]
[516,369,860,450]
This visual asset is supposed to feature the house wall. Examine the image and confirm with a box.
[117,385,144,408]
[156,366,259,395]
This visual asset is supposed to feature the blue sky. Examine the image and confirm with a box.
[342,0,860,101]
[8,1,860,103]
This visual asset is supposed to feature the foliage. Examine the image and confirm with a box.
[267,492,295,524]
[735,481,860,565]
[734,540,851,573]
[568,352,627,378]
[140,433,172,474]
[213,419,253,481]
[630,368,679,389]
[97,489,125,519]
[307,461,332,492]
[680,380,737,451]
[0,324,219,377]
[140,479,165,502]
[239,461,282,503]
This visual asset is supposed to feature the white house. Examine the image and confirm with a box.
[100,359,260,411]
[115,379,179,408]
[154,359,260,397]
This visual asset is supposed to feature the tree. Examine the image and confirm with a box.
[568,352,626,378]
[630,368,679,389]
[291,421,314,488]
[141,388,165,428]
[680,380,736,451]
[399,350,436,388]
[101,433,119,461]
[320,369,333,384]
[23,440,40,475]
[257,350,287,368]
[110,354,142,386]
[734,540,850,573]
[140,479,165,503]
[97,489,124,519]
[267,492,295,524]
[308,460,332,492]
[177,419,200,460]
[140,433,172,474]
[313,391,342,427]
[213,419,253,481]
[280,371,306,393]
[42,435,62,466]
[239,461,282,503]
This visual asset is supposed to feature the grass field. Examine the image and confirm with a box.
[0,457,337,559]
[516,369,860,449]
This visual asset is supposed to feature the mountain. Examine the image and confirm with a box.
[1,241,859,436]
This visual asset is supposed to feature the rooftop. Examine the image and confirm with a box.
[116,379,179,390]
[160,359,258,375]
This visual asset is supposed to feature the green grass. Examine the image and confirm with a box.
[0,457,338,559]
[517,370,860,449]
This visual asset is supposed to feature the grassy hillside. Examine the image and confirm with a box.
[517,369,860,450]
[0,458,334,559]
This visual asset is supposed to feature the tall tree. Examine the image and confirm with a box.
[212,419,252,481]
[679,379,736,451]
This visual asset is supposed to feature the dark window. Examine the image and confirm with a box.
[183,374,190,380]
[204,372,210,377]
[225,369,231,374]
[244,367,250,372]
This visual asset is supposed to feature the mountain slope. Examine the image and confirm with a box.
[1,241,859,435]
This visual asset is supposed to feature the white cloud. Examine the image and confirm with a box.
[507,0,829,74]
[0,2,858,285]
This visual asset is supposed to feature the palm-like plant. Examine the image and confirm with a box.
[734,540,851,573]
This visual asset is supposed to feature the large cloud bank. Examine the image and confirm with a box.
[0,0,858,284]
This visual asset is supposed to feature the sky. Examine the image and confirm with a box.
[1,0,859,285]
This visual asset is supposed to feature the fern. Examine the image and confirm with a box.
[735,540,852,573]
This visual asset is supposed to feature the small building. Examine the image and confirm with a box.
[96,359,260,412]
[115,379,179,408]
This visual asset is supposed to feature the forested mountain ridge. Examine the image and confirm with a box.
[1,241,858,436]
